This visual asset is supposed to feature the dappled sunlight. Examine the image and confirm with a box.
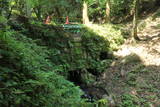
[114,42,160,66]
[114,16,160,66]
[99,52,160,106]
[86,24,124,50]
[138,16,160,40]
[86,24,122,39]
[98,14,160,105]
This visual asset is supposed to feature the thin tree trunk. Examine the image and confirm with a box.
[105,0,110,23]
[132,0,140,40]
[25,0,31,18]
[7,5,14,19]
[83,1,89,24]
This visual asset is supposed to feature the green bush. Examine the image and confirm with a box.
[10,22,123,83]
[23,23,114,74]
[81,27,109,59]
[120,94,140,107]
[81,27,112,73]
[111,0,134,22]
[0,29,83,107]
[0,16,7,24]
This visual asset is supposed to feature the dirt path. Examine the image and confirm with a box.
[98,16,160,106]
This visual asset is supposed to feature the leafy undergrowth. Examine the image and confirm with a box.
[0,28,83,107]
[86,24,124,51]
[0,18,125,106]
[18,21,125,82]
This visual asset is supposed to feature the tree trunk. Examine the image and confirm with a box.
[7,6,14,19]
[83,1,89,24]
[25,0,32,18]
[105,0,110,23]
[132,0,140,40]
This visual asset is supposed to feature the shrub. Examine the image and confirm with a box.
[120,94,140,107]
[0,29,83,107]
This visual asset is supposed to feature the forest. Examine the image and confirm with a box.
[0,0,160,107]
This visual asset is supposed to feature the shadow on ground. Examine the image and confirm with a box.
[96,53,160,106]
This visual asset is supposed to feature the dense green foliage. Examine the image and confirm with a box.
[0,14,124,106]
[87,0,134,23]
[0,27,83,106]
[0,16,124,106]
[85,0,158,23]
[120,94,139,107]
[1,0,158,23]
[0,0,159,106]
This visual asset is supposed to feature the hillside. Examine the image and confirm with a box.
[0,0,160,106]
[93,8,160,106]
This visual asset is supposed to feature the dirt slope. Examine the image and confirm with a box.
[98,10,160,106]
